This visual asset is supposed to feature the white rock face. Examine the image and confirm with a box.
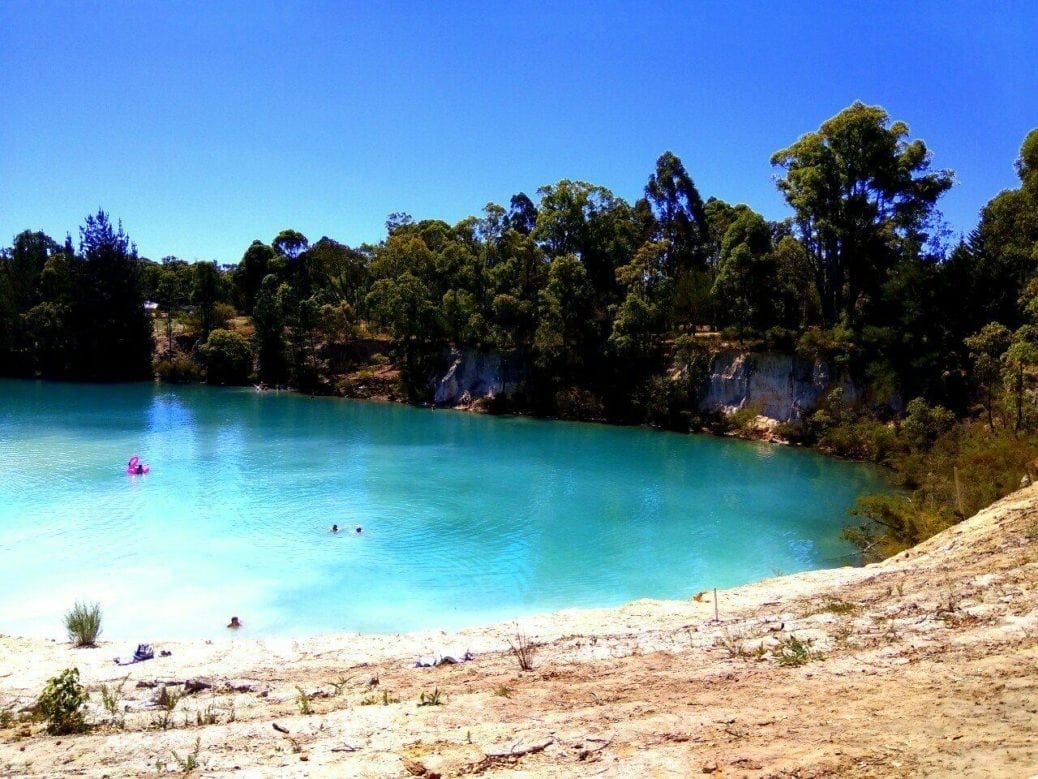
[699,351,860,422]
[433,350,522,407]
[433,348,862,421]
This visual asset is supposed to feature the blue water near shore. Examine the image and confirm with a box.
[0,379,887,640]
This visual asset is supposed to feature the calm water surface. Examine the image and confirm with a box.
[0,379,887,639]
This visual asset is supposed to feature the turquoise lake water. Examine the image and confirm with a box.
[0,379,887,640]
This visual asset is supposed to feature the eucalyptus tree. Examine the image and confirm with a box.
[234,241,276,315]
[154,257,191,354]
[771,102,953,326]
[644,151,711,277]
[711,209,775,335]
[959,129,1038,329]
[191,260,226,344]
[252,274,290,386]
[272,229,309,260]
[533,180,639,299]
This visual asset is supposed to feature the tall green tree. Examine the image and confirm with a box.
[644,151,710,276]
[272,229,309,260]
[191,261,225,344]
[711,209,775,333]
[366,272,443,390]
[154,259,191,355]
[252,274,290,386]
[71,211,153,380]
[234,241,276,315]
[956,129,1038,330]
[771,102,953,325]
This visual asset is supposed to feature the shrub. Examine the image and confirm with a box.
[817,418,898,463]
[295,686,312,715]
[198,329,254,385]
[727,404,763,435]
[553,387,605,421]
[901,398,956,451]
[507,630,537,671]
[763,326,796,351]
[155,352,203,383]
[65,601,102,647]
[417,688,444,707]
[37,668,88,735]
[796,322,856,363]
[152,685,182,730]
[771,635,822,667]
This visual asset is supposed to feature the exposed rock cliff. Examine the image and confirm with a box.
[699,351,860,422]
[432,348,864,421]
[433,350,524,407]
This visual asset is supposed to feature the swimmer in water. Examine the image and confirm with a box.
[227,616,242,629]
[355,525,362,534]
[331,524,339,533]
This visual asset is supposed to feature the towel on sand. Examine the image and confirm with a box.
[414,649,474,668]
[114,643,154,665]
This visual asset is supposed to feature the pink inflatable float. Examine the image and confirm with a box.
[126,455,150,475]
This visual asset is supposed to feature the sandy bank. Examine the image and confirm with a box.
[2,486,1037,777]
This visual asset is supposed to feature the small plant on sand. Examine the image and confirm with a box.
[771,635,823,667]
[295,686,313,715]
[329,674,352,696]
[64,601,102,647]
[715,629,749,659]
[36,668,89,735]
[493,685,513,698]
[507,630,537,672]
[819,597,857,615]
[153,685,183,730]
[171,736,201,774]
[360,690,399,706]
[417,688,444,707]
[195,703,220,726]
[99,674,130,728]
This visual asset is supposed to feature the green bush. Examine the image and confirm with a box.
[763,326,796,351]
[796,323,855,363]
[37,668,88,735]
[155,352,203,383]
[198,329,254,385]
[65,601,102,647]
[845,422,1038,561]
[817,418,898,463]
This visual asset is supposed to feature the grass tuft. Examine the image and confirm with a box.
[64,602,102,647]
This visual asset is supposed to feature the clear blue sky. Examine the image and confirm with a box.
[1,1,1035,264]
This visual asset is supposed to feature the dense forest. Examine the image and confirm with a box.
[2,103,1037,559]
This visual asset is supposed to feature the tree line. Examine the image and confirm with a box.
[2,103,1037,557]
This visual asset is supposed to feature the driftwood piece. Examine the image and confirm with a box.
[272,722,290,734]
[184,679,212,694]
[473,738,554,771]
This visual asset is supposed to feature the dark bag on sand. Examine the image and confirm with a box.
[133,643,154,661]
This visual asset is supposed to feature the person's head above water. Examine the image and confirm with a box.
[227,616,241,628]
[331,524,339,533]
[355,525,362,533]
